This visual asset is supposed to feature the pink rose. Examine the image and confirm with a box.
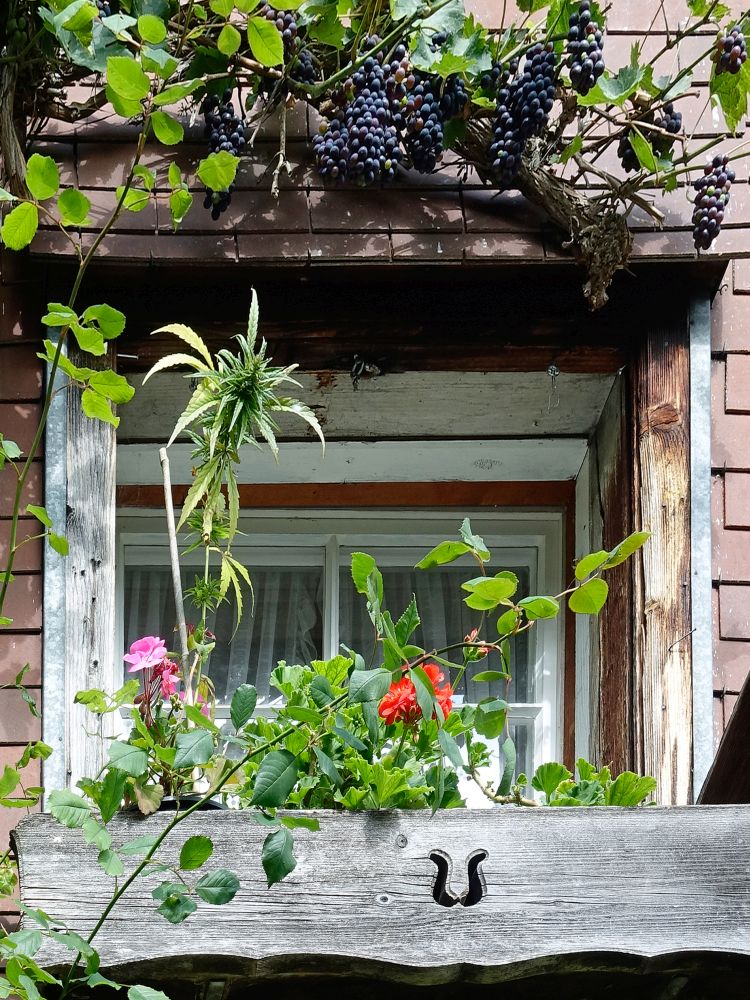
[153,659,181,698]
[124,636,168,673]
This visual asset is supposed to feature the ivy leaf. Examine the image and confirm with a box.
[25,154,60,201]
[1,202,39,250]
[179,835,214,871]
[106,55,150,102]
[108,741,148,776]
[194,868,240,905]
[251,750,298,807]
[174,730,213,769]
[247,15,284,66]
[261,827,296,887]
[151,111,184,146]
[569,577,609,615]
[230,683,257,731]
[81,388,118,427]
[57,189,91,226]
[196,151,240,192]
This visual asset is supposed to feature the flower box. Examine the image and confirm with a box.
[13,806,750,998]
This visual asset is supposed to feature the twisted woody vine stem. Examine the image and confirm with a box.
[1,0,750,305]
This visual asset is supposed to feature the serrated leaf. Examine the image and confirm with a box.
[252,750,298,807]
[248,15,284,66]
[151,323,214,368]
[26,154,60,201]
[133,782,164,815]
[196,151,240,192]
[98,848,124,876]
[173,730,213,769]
[57,188,91,226]
[569,577,609,615]
[605,771,657,806]
[348,668,391,705]
[179,835,213,871]
[194,868,240,904]
[280,815,320,831]
[230,683,257,730]
[156,892,197,923]
[1,202,38,250]
[119,835,158,856]
[261,827,296,886]
[48,789,92,828]
[108,741,148,776]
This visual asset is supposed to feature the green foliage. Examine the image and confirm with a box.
[531,758,656,806]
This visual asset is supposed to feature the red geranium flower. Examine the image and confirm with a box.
[378,662,453,726]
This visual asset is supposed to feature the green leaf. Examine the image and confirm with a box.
[474,698,508,740]
[348,667,391,705]
[81,388,118,427]
[313,746,342,786]
[560,134,582,164]
[411,664,440,723]
[210,0,233,13]
[82,816,112,851]
[575,550,609,581]
[119,835,158,856]
[604,530,650,569]
[1,202,39,250]
[42,303,78,329]
[98,849,124,876]
[0,767,20,798]
[196,151,240,192]
[71,321,105,356]
[628,127,656,173]
[459,517,490,560]
[48,789,92,828]
[350,551,382,598]
[230,683,257,730]
[99,768,128,822]
[179,835,213,871]
[331,723,367,752]
[569,577,609,615]
[169,188,193,229]
[115,185,151,212]
[261,827,296,886]
[710,58,750,135]
[438,727,463,768]
[48,532,69,556]
[395,596,420,646]
[415,540,471,570]
[251,749,298,807]
[518,595,560,620]
[137,13,166,42]
[26,154,60,201]
[108,741,148,776]
[156,893,197,923]
[174,730,214,769]
[498,734,517,796]
[605,771,657,806]
[106,55,150,102]
[128,987,171,1000]
[151,111,184,145]
[279,815,320,831]
[88,371,134,404]
[472,670,507,683]
[310,675,335,707]
[578,45,646,107]
[0,188,17,202]
[247,15,284,66]
[194,868,240,905]
[83,303,126,340]
[152,80,202,106]
[531,761,572,800]
[26,504,52,528]
[218,23,241,55]
[57,188,91,226]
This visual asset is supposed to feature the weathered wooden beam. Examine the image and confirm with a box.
[631,325,692,805]
[14,808,750,988]
[698,672,750,803]
[64,346,118,789]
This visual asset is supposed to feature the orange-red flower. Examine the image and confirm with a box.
[378,662,453,726]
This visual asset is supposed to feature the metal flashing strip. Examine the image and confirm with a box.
[42,337,68,796]
[689,295,713,798]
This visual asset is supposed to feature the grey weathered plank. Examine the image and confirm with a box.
[13,807,750,985]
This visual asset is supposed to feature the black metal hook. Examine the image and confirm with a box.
[429,849,488,908]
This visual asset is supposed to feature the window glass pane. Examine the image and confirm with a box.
[123,564,324,704]
[338,561,532,702]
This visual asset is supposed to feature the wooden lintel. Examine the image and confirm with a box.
[631,326,692,805]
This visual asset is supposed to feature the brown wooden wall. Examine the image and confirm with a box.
[0,250,44,930]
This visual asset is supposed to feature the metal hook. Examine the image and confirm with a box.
[547,363,561,412]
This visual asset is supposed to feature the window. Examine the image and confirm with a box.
[117,509,564,788]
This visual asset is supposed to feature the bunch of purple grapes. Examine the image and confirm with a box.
[401,73,468,174]
[693,154,734,251]
[201,89,245,220]
[712,25,747,75]
[566,0,605,96]
[488,43,557,189]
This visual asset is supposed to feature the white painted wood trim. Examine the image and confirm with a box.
[117,439,588,486]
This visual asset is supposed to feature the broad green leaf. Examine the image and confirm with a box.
[115,185,151,212]
[531,761,572,800]
[351,551,380,597]
[287,705,323,725]
[247,15,284,66]
[348,668,391,705]
[49,532,69,556]
[471,670,507,683]
[133,781,164,815]
[604,530,650,569]
[438,727,463,768]
[459,517,490,560]
[137,13,166,42]
[628,127,656,173]
[1,202,39,250]
[81,388,118,427]
[26,504,52,528]
[57,188,91,226]
[179,835,213,871]
[174,730,214,769]
[313,746,342,786]
[310,675,335,707]
[0,767,20,798]
[569,577,609,615]
[108,740,148,776]
[605,771,657,806]
[279,815,320,831]
[26,154,60,201]
[578,45,646,107]
[251,750,298,807]
[497,607,520,635]
[194,868,240,904]
[261,827,296,886]
[210,0,233,13]
[48,789,92,828]
[710,59,750,135]
[498,734,516,796]
[169,188,193,229]
[474,698,508,740]
[218,23,241,55]
[518,595,560,620]
[83,303,126,339]
[550,777,606,806]
[152,80,202,106]
[415,540,471,570]
[71,321,106,356]
[98,849,124,876]
[42,303,78,328]
[230,683,257,730]
[106,55,150,102]
[197,150,240,192]
[106,83,143,120]
[151,111,184,145]
[156,892,197,923]
[88,370,134,404]
[119,835,158,856]
[128,987,171,1000]
[575,550,609,581]
[98,767,127,822]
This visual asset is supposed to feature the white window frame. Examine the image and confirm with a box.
[116,508,564,776]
